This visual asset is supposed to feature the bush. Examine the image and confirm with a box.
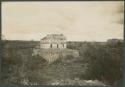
[80,39,123,85]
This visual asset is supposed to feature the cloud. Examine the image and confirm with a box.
[2,1,124,41]
[112,2,124,24]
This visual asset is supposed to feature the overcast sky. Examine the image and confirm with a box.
[2,1,124,41]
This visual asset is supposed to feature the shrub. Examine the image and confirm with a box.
[80,39,123,85]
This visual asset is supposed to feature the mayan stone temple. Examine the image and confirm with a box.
[40,34,67,49]
[32,34,79,63]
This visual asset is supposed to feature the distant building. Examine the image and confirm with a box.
[32,34,79,63]
[40,34,67,49]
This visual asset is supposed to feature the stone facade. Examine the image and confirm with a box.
[40,34,66,49]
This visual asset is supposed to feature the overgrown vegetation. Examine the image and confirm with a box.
[2,39,123,86]
[79,39,123,85]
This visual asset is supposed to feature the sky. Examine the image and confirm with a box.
[2,1,124,41]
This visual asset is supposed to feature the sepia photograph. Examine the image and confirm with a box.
[1,1,124,86]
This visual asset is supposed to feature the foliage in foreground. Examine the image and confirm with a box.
[2,39,123,85]
[79,39,123,85]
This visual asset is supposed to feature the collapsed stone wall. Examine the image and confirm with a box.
[32,48,79,63]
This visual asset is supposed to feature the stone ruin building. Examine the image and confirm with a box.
[32,34,79,63]
[40,34,67,49]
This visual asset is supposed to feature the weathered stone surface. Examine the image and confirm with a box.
[32,48,79,63]
[40,34,67,49]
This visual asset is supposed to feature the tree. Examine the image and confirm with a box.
[80,40,123,85]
